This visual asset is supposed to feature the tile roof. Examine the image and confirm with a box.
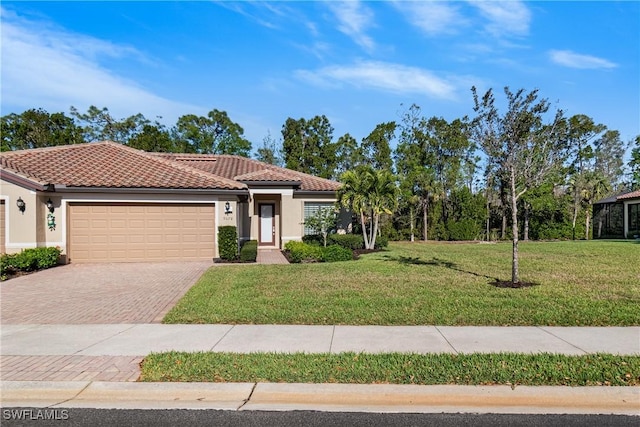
[234,169,301,183]
[618,190,640,200]
[0,142,246,190]
[156,153,341,192]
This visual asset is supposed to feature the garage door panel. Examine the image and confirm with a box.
[69,203,215,263]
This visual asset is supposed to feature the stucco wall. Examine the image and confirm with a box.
[0,180,39,253]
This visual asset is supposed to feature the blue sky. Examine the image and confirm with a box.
[2,1,639,157]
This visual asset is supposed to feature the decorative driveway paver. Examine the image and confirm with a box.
[0,262,211,324]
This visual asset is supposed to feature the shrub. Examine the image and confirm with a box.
[1,247,62,279]
[321,245,353,262]
[446,219,481,241]
[239,240,258,262]
[284,241,323,263]
[302,234,323,246]
[328,234,364,250]
[218,226,238,261]
[374,235,389,248]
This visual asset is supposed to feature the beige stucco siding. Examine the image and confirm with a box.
[281,193,303,244]
[0,200,5,253]
[0,180,39,254]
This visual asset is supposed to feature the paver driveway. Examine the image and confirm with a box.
[0,262,211,324]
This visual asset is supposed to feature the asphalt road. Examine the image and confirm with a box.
[2,409,638,427]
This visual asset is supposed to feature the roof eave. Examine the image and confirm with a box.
[240,180,302,188]
[54,185,249,195]
[0,170,52,192]
[293,189,339,197]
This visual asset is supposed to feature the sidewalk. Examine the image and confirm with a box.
[2,324,639,357]
[2,325,639,414]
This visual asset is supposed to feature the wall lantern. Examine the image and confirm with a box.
[16,197,26,214]
[224,201,232,214]
[46,198,55,213]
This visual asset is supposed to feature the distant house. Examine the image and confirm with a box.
[593,190,640,239]
[0,142,349,262]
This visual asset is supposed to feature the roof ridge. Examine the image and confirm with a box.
[0,140,117,157]
[128,147,247,190]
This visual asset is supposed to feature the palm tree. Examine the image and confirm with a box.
[338,166,399,249]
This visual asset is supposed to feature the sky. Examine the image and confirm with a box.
[2,1,639,159]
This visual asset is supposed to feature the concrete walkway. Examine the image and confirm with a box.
[1,325,639,414]
[256,249,289,264]
[2,324,639,358]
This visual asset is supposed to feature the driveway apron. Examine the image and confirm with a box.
[0,262,211,324]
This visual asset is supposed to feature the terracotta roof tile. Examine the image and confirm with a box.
[618,190,640,200]
[234,169,301,183]
[0,142,246,190]
[157,153,340,192]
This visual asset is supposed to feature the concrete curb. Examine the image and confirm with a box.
[1,381,639,415]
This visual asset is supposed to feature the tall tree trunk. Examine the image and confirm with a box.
[423,197,429,241]
[523,202,530,241]
[571,202,579,241]
[500,181,507,239]
[585,204,591,240]
[486,196,490,241]
[410,206,415,242]
[370,213,379,249]
[510,168,520,285]
[360,212,370,249]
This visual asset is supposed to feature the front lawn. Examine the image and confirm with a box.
[163,240,640,326]
[140,352,640,386]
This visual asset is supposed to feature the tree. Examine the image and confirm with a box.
[361,122,395,171]
[471,86,566,285]
[70,106,149,143]
[629,136,640,190]
[255,131,283,166]
[127,122,177,152]
[281,115,336,179]
[304,206,338,247]
[593,130,625,191]
[334,133,363,176]
[1,109,84,151]
[337,166,399,249]
[173,109,252,156]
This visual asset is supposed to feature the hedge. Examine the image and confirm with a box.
[1,247,62,280]
[240,240,258,262]
[218,226,238,261]
[285,241,354,263]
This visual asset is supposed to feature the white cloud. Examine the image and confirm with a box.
[549,50,618,70]
[393,1,466,36]
[470,1,531,38]
[295,60,457,100]
[327,1,376,52]
[0,7,197,122]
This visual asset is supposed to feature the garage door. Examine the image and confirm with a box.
[68,203,215,263]
[0,200,5,254]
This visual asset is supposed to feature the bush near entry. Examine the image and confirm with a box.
[239,240,258,262]
[218,226,238,261]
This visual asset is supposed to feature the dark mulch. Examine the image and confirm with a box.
[490,280,539,289]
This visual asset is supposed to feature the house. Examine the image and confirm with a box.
[593,190,640,239]
[0,141,349,262]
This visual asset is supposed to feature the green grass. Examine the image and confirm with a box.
[164,240,640,326]
[140,352,640,386]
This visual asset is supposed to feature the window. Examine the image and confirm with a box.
[303,202,334,235]
[629,203,640,235]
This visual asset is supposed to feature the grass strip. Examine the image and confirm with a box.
[140,352,640,386]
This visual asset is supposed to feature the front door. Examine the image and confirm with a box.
[259,204,275,246]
